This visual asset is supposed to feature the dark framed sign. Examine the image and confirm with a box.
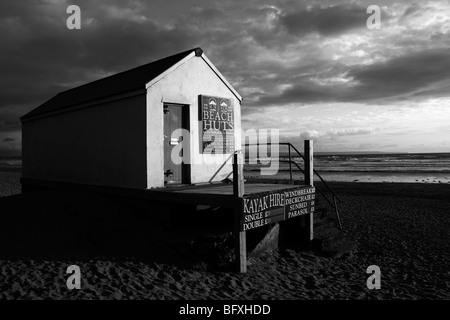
[241,186,315,231]
[199,95,235,154]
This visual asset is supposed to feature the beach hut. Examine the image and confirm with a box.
[20,47,323,273]
[21,47,243,191]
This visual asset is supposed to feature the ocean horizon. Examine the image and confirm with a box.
[245,152,450,184]
[2,153,450,184]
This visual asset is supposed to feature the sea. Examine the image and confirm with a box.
[0,157,22,171]
[244,152,450,184]
[1,154,450,184]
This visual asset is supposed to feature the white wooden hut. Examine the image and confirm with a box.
[21,48,242,190]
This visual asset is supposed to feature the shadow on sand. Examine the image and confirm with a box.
[0,189,239,270]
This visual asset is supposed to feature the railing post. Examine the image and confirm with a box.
[288,144,293,182]
[304,140,313,187]
[334,196,343,230]
[304,140,314,242]
[233,150,247,273]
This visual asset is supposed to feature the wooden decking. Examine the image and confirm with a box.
[148,183,301,208]
[20,177,302,208]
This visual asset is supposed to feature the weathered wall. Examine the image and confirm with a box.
[22,93,147,189]
[146,56,242,188]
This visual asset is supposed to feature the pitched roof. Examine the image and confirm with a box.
[21,48,203,121]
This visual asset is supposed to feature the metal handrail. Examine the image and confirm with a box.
[244,142,344,230]
[288,160,336,209]
[285,144,342,203]
[244,142,342,203]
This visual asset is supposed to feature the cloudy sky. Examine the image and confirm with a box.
[1,0,450,156]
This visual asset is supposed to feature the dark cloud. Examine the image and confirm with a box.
[254,48,450,106]
[0,119,20,132]
[402,4,421,17]
[280,4,369,36]
[0,136,20,157]
[0,0,199,105]
[347,48,450,101]
[257,82,337,106]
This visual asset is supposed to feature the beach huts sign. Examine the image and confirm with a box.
[241,186,315,231]
[199,95,235,154]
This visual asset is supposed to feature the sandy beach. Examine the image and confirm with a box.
[0,170,449,300]
[245,170,450,184]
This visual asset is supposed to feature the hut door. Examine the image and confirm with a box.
[163,104,188,184]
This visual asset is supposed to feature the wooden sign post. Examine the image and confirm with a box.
[304,140,314,242]
[233,150,247,273]
[241,186,314,230]
[232,143,315,273]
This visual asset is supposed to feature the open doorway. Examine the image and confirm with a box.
[163,103,190,185]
